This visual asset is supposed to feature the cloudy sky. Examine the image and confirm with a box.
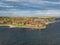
[0,0,60,17]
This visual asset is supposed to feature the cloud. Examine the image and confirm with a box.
[0,5,14,8]
[5,0,60,4]
[0,0,59,10]
[0,0,60,17]
[43,1,60,4]
[0,1,14,8]
[0,10,60,17]
[5,0,20,2]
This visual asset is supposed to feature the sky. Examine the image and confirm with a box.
[0,0,60,17]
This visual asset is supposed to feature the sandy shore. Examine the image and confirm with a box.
[8,24,46,29]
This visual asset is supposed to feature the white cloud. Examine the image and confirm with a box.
[0,0,60,17]
[0,5,14,8]
[5,0,60,5]
[0,2,14,8]
[43,1,60,4]
[5,0,19,2]
[0,10,60,17]
[4,0,60,9]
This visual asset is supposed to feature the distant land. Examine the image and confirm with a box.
[0,17,56,29]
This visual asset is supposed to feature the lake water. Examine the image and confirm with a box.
[0,19,60,45]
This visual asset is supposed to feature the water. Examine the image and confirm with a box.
[0,19,60,45]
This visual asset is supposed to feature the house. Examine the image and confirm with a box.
[0,20,5,24]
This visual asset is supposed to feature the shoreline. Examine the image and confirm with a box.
[0,24,46,29]
[0,21,54,29]
[0,20,56,29]
[0,21,56,29]
[0,17,56,29]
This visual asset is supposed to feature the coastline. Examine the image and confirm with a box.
[0,17,56,29]
[0,24,46,29]
[0,21,55,29]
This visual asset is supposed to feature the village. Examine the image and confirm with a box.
[0,17,56,29]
